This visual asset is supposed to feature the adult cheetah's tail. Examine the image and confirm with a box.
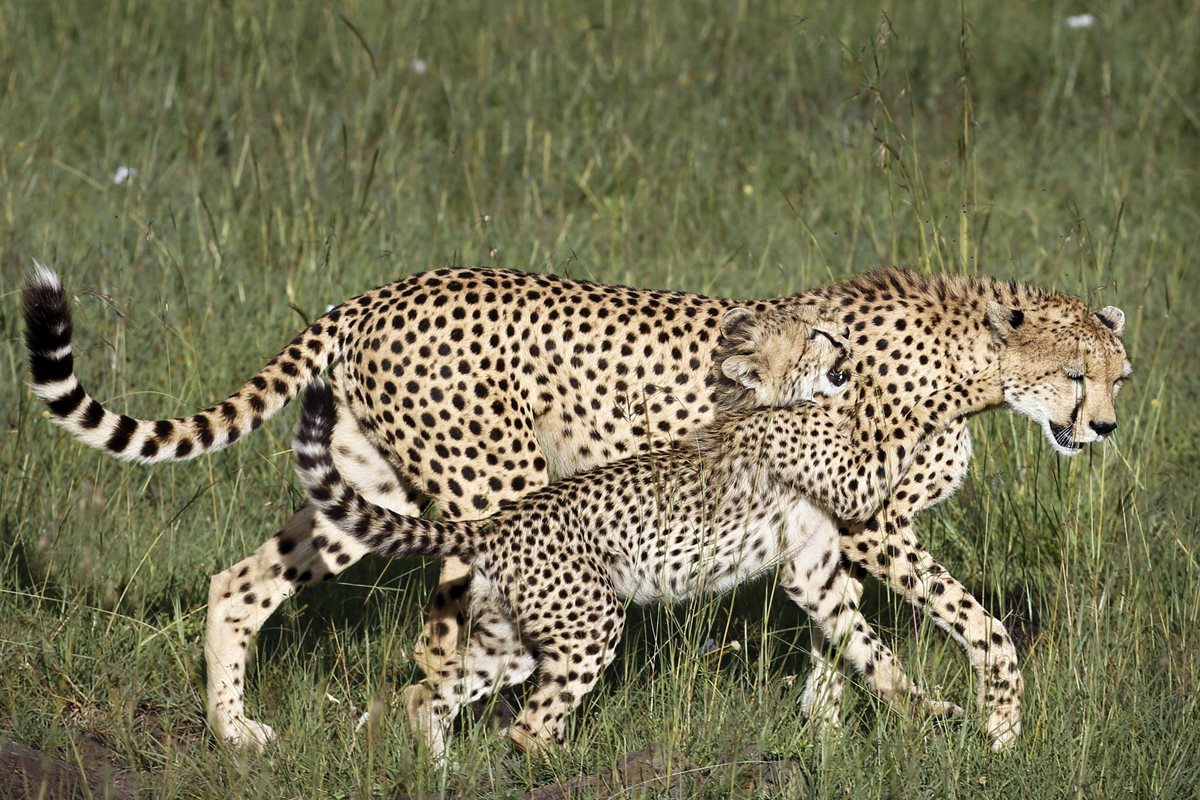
[294,380,480,561]
[22,263,347,464]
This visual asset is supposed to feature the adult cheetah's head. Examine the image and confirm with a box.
[711,305,851,413]
[987,298,1132,456]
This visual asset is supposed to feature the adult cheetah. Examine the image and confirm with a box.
[22,264,1130,751]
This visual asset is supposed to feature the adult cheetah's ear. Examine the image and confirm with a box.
[986,301,1025,343]
[719,307,758,340]
[1095,306,1126,337]
[721,355,762,391]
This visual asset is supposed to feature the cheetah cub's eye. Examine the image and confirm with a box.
[826,369,849,388]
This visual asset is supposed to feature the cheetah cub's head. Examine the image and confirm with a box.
[711,305,851,413]
[987,299,1132,456]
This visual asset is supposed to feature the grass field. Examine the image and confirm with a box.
[2,1,1198,797]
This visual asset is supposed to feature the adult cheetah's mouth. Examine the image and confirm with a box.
[1048,422,1084,454]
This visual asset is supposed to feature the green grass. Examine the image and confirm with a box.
[2,1,1198,797]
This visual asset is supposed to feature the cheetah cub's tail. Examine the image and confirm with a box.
[294,380,481,561]
[22,263,347,464]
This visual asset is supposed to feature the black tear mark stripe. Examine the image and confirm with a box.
[21,266,352,464]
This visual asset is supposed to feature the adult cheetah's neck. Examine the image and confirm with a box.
[820,267,1051,308]
[806,267,1070,389]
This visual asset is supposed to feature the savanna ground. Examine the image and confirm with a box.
[1,1,1198,797]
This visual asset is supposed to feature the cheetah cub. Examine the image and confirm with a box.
[294,308,996,761]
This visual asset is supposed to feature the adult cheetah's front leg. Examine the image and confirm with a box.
[779,514,964,727]
[836,424,1022,750]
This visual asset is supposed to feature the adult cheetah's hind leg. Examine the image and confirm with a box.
[205,398,420,748]
[410,414,552,678]
[411,557,473,676]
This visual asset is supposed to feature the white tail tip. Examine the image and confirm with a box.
[28,259,62,290]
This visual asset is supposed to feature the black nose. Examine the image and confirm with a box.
[1090,420,1117,436]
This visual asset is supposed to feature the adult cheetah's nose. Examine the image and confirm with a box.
[1090,420,1117,436]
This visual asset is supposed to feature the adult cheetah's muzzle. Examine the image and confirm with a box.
[1048,422,1084,452]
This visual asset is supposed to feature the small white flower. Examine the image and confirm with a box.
[113,166,138,185]
[409,58,427,76]
[1065,13,1096,29]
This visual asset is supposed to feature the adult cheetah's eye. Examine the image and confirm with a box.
[1064,368,1084,383]
[827,369,848,387]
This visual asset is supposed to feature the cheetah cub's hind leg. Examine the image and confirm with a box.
[206,392,419,748]
[506,582,625,758]
[407,583,538,763]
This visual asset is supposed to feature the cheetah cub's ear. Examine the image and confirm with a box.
[719,307,758,340]
[718,307,765,391]
[721,355,761,391]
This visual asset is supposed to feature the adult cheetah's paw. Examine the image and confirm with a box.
[505,723,558,762]
[411,637,452,677]
[799,669,845,730]
[985,706,1021,752]
[220,717,276,751]
[402,683,432,730]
